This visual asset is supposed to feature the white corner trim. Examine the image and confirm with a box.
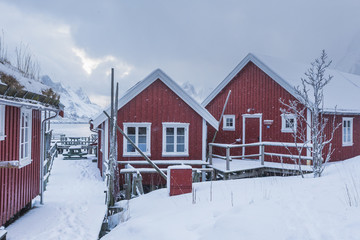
[202,119,207,161]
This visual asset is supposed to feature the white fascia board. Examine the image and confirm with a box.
[202,53,302,107]
[93,69,219,130]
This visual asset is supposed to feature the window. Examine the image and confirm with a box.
[162,123,189,156]
[0,105,5,141]
[123,123,151,156]
[19,108,32,162]
[223,115,235,131]
[281,114,296,133]
[342,118,353,146]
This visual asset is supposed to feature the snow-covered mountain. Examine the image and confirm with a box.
[181,81,213,104]
[336,32,360,75]
[41,75,101,122]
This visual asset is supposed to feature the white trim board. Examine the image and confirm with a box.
[93,69,218,130]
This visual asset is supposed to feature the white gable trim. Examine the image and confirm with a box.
[93,69,219,130]
[202,53,300,107]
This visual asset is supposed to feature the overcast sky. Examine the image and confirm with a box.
[0,0,359,107]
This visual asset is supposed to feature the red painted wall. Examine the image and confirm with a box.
[206,62,308,163]
[324,114,360,162]
[116,79,204,184]
[0,107,41,226]
[206,61,360,163]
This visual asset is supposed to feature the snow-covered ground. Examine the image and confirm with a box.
[6,156,106,240]
[103,157,360,240]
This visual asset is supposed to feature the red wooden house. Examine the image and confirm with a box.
[92,69,218,185]
[0,66,63,227]
[203,53,360,164]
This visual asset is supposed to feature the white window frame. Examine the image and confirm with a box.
[0,105,5,141]
[19,108,32,167]
[162,123,189,157]
[281,114,297,133]
[123,122,151,157]
[223,115,235,131]
[342,117,353,146]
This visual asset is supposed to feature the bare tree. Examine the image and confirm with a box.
[281,50,340,177]
[15,43,41,80]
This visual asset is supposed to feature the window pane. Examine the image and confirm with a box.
[177,128,184,135]
[129,135,136,143]
[138,135,146,144]
[166,136,174,144]
[21,129,24,143]
[138,143,146,152]
[166,128,174,135]
[177,136,184,144]
[226,118,233,127]
[25,143,29,157]
[127,127,135,135]
[25,128,29,142]
[166,144,174,152]
[139,127,146,135]
[177,144,185,152]
[127,143,135,152]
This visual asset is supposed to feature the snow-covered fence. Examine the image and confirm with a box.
[43,139,58,190]
[209,142,313,171]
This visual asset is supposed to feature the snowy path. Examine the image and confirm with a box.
[6,156,106,240]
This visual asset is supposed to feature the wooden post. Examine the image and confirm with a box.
[226,147,230,171]
[209,144,213,165]
[260,144,265,165]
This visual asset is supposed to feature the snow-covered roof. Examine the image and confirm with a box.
[202,53,360,114]
[0,62,50,94]
[92,69,219,129]
[0,62,64,111]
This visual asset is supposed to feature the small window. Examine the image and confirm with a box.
[0,105,5,140]
[223,115,235,131]
[162,123,189,156]
[123,123,151,156]
[281,114,296,133]
[342,117,353,146]
[19,108,32,164]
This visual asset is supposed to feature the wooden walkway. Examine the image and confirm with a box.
[210,158,313,180]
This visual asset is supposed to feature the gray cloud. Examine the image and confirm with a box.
[1,0,360,107]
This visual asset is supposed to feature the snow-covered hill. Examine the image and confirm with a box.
[336,32,360,75]
[41,75,101,122]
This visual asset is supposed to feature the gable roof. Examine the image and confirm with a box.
[92,69,219,129]
[202,53,360,114]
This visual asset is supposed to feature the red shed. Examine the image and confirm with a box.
[0,68,63,226]
[203,53,360,164]
[92,69,218,185]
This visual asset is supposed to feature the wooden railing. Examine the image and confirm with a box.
[208,142,313,171]
[43,142,58,190]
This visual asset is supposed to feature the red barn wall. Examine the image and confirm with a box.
[116,79,204,185]
[206,62,308,163]
[324,114,360,162]
[0,107,41,226]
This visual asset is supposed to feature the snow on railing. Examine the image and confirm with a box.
[208,141,313,171]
